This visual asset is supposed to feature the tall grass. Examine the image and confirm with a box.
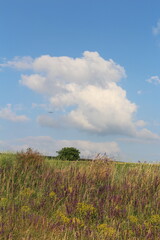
[0,149,159,239]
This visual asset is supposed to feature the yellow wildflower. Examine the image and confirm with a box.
[0,197,8,207]
[68,187,73,193]
[97,224,116,237]
[128,230,134,237]
[128,215,138,223]
[20,188,34,197]
[71,217,84,227]
[149,214,160,225]
[115,205,121,211]
[97,223,108,232]
[106,227,116,237]
[21,205,30,213]
[76,202,97,217]
[144,221,150,229]
[60,215,70,224]
[55,211,70,224]
[124,229,135,237]
[49,191,56,198]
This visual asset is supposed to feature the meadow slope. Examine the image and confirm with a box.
[0,150,160,240]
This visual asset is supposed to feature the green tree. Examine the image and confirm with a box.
[56,147,80,161]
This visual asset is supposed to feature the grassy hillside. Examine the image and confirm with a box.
[0,150,160,239]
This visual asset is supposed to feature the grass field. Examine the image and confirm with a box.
[0,149,160,239]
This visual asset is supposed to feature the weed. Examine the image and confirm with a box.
[0,151,159,239]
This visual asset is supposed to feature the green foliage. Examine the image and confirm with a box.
[56,147,80,161]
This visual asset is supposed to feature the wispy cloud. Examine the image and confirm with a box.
[135,120,147,127]
[0,104,29,122]
[32,103,48,110]
[137,90,142,95]
[146,75,160,85]
[0,56,33,69]
[152,19,160,36]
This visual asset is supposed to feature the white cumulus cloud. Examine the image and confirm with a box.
[2,51,159,140]
[20,51,126,95]
[0,104,29,122]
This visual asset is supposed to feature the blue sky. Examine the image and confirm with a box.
[1,0,160,162]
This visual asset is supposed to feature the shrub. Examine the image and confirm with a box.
[15,148,45,173]
[56,147,80,161]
